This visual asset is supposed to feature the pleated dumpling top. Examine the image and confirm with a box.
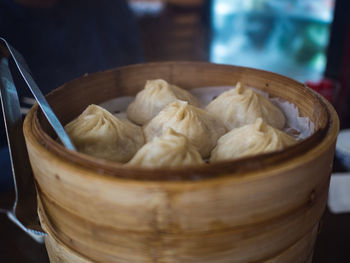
[206,82,286,130]
[65,104,144,162]
[127,128,204,167]
[210,118,296,161]
[143,100,226,158]
[127,79,199,125]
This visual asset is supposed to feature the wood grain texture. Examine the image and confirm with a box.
[39,197,319,263]
[37,182,327,262]
[38,200,93,263]
[23,62,339,262]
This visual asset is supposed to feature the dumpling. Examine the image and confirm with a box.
[127,79,200,125]
[143,100,226,158]
[65,104,144,162]
[127,128,204,167]
[206,82,286,130]
[210,118,296,162]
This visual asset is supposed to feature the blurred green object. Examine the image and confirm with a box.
[294,22,330,64]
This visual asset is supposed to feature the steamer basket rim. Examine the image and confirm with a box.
[24,61,339,182]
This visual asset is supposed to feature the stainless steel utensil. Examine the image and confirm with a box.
[0,38,76,150]
[0,38,76,242]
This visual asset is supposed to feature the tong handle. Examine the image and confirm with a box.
[0,55,46,242]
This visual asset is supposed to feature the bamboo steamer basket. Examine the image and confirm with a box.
[38,198,318,263]
[23,62,339,263]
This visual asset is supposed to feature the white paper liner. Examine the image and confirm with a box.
[99,85,314,140]
[99,96,133,120]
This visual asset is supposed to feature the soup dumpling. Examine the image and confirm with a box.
[144,100,226,158]
[65,104,144,162]
[127,79,199,125]
[127,128,204,167]
[210,118,296,162]
[206,82,285,130]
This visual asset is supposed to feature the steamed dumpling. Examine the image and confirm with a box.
[210,118,296,162]
[65,104,144,162]
[127,79,199,125]
[144,100,226,158]
[206,82,286,130]
[127,128,204,167]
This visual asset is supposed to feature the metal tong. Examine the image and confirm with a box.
[0,38,76,242]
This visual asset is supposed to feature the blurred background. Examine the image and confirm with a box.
[0,0,349,262]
